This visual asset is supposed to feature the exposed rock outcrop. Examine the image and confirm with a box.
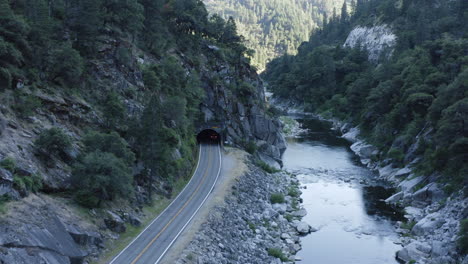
[344,25,396,63]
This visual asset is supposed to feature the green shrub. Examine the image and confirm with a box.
[288,186,300,198]
[458,219,468,255]
[247,221,255,232]
[243,141,257,154]
[34,128,72,157]
[73,189,100,208]
[102,92,125,128]
[255,160,280,173]
[267,248,288,262]
[0,68,12,90]
[0,195,11,214]
[401,220,417,230]
[81,131,135,166]
[0,157,16,172]
[14,94,42,117]
[270,193,285,204]
[13,173,43,193]
[387,148,405,165]
[72,151,133,207]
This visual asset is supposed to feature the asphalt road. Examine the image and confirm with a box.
[110,143,222,264]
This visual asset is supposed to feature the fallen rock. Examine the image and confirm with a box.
[105,211,126,233]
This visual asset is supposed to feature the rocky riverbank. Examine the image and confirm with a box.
[175,152,310,264]
[336,122,467,264]
[271,100,467,264]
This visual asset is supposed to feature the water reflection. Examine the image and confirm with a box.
[283,117,402,264]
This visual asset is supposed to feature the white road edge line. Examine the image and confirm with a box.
[154,144,223,264]
[109,145,203,264]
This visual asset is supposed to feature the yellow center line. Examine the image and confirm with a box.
[130,145,214,264]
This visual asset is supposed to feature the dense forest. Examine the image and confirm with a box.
[263,0,467,192]
[0,0,251,207]
[203,0,348,70]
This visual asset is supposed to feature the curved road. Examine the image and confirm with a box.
[110,143,222,264]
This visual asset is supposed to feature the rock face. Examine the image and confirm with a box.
[344,25,397,63]
[176,161,305,264]
[201,64,287,165]
[0,195,102,264]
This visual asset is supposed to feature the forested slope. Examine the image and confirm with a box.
[0,0,285,262]
[264,0,467,193]
[203,0,348,69]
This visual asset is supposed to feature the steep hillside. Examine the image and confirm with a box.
[264,0,467,262]
[203,0,348,70]
[0,0,285,263]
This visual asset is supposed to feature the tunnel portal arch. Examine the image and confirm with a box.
[197,129,221,144]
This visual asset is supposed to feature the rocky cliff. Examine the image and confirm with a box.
[343,25,396,63]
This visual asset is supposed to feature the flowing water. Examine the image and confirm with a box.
[282,115,404,264]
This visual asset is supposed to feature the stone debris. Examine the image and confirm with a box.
[176,162,307,264]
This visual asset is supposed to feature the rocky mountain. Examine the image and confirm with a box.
[0,0,285,263]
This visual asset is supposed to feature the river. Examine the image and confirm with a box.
[282,115,404,264]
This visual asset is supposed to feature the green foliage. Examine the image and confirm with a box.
[81,131,135,166]
[458,219,468,255]
[263,0,468,188]
[205,0,347,69]
[288,186,301,198]
[243,140,257,154]
[0,157,16,172]
[270,193,285,204]
[48,44,84,86]
[34,128,73,157]
[13,173,43,193]
[102,92,126,128]
[267,248,288,262]
[71,131,135,207]
[13,93,42,117]
[255,160,280,174]
[0,194,10,214]
[72,150,133,207]
[401,220,417,230]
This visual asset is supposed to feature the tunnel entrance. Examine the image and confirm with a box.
[197,129,221,144]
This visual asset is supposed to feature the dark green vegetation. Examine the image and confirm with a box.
[0,0,254,208]
[270,193,285,204]
[0,157,43,195]
[459,219,468,255]
[204,0,347,69]
[264,0,467,191]
[267,247,289,262]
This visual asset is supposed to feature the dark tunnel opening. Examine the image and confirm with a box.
[197,129,221,144]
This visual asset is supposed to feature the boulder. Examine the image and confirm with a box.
[412,212,445,236]
[394,167,411,178]
[385,191,403,204]
[105,211,126,233]
[398,176,425,192]
[412,183,446,205]
[296,222,312,235]
[292,209,307,217]
[396,241,430,263]
[0,168,20,200]
[272,203,287,214]
[341,127,360,142]
[65,224,102,247]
